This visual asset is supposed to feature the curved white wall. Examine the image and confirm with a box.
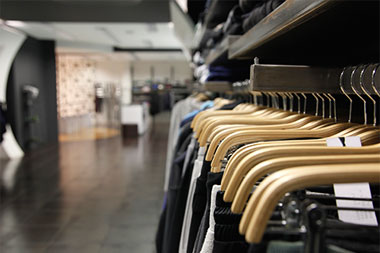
[0,26,26,159]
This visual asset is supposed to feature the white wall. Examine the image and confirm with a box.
[0,26,26,159]
[132,60,192,83]
[94,58,131,104]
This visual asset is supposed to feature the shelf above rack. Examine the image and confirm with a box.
[203,81,232,92]
[220,0,379,65]
[205,35,241,66]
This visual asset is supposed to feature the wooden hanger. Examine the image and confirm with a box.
[196,112,306,141]
[220,139,329,189]
[223,143,380,205]
[200,116,333,149]
[232,154,380,216]
[220,127,379,183]
[208,123,351,168]
[242,163,380,243]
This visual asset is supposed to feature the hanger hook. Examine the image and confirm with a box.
[339,67,352,123]
[316,93,325,118]
[323,93,332,119]
[327,93,337,122]
[350,65,367,125]
[311,93,319,116]
[371,64,380,98]
[359,64,376,126]
[288,92,294,112]
[273,92,280,109]
[293,93,301,114]
[301,93,307,114]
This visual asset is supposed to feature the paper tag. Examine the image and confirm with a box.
[326,136,378,226]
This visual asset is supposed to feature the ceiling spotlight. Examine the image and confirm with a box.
[5,20,26,28]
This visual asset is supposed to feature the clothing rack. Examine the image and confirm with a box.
[249,64,380,94]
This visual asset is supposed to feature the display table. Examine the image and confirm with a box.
[121,103,151,136]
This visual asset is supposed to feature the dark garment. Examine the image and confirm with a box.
[211,191,248,253]
[204,0,239,29]
[162,136,198,253]
[187,0,207,23]
[213,240,249,253]
[155,203,166,253]
[223,5,244,36]
[239,0,267,13]
[156,122,194,253]
[218,100,243,110]
[242,0,285,32]
[186,159,212,253]
[0,104,7,143]
[193,172,224,253]
[205,66,250,83]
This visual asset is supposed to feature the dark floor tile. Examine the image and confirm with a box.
[0,244,47,253]
[45,243,101,253]
[51,226,109,245]
[2,225,61,246]
[22,210,73,227]
[103,224,156,246]
[99,243,154,253]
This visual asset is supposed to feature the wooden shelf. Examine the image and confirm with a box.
[204,81,232,92]
[227,0,379,65]
[205,35,241,65]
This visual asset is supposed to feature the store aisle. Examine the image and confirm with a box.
[0,112,170,253]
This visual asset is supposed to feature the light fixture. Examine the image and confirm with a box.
[168,22,174,29]
[5,20,26,28]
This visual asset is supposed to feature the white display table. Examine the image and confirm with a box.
[121,103,151,135]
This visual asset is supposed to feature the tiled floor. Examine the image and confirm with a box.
[0,112,170,253]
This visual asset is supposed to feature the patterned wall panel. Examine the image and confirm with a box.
[56,55,96,118]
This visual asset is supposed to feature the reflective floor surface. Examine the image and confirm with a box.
[0,112,169,253]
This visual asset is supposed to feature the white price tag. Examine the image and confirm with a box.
[326,136,378,226]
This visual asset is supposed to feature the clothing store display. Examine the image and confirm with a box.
[157,88,380,253]
[157,1,379,252]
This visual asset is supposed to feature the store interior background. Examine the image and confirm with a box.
[2,15,194,152]
[0,1,197,252]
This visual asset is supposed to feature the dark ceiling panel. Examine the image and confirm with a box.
[0,0,170,22]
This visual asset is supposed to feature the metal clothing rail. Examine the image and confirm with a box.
[249,64,380,95]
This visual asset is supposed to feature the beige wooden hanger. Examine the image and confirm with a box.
[194,107,290,139]
[200,116,335,149]
[223,143,380,205]
[232,154,380,216]
[194,91,307,138]
[208,123,352,168]
[242,163,380,243]
[192,104,260,132]
[220,139,329,189]
[220,126,379,182]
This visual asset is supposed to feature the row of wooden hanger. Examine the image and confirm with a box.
[191,64,380,244]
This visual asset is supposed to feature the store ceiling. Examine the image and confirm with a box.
[57,51,187,62]
[4,21,183,49]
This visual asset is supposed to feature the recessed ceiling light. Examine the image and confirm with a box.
[5,20,26,28]
[168,22,174,29]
